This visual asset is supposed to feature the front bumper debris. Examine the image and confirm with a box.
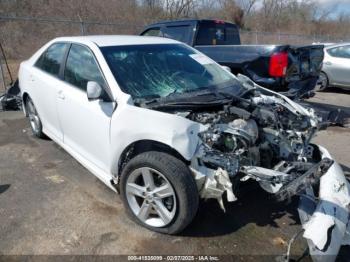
[276,157,334,202]
[191,165,237,211]
[298,146,350,262]
[193,145,349,261]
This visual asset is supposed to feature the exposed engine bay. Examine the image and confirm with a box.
[190,78,350,261]
[177,75,329,204]
[138,74,350,261]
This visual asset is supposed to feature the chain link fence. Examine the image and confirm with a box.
[0,15,144,91]
[0,15,347,91]
[240,30,337,45]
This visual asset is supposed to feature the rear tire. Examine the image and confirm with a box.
[316,72,329,91]
[120,151,199,234]
[25,97,45,138]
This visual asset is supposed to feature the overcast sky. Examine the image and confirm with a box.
[253,0,350,18]
[310,0,350,17]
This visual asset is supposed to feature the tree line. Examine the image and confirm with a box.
[0,0,349,60]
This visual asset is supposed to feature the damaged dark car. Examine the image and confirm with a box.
[141,19,325,100]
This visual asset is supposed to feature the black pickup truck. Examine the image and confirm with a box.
[140,19,324,99]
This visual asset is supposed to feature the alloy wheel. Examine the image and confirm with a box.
[126,167,177,227]
[27,100,41,133]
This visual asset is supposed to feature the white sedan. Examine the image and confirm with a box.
[318,43,350,91]
[19,36,350,259]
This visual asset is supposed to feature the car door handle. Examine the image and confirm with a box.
[58,91,65,100]
[324,61,332,66]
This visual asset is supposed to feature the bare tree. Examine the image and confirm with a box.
[2,0,350,61]
[164,0,197,19]
[139,0,164,22]
[236,0,257,17]
[217,0,245,27]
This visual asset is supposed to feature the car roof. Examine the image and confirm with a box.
[325,42,350,49]
[52,35,180,47]
[147,18,235,27]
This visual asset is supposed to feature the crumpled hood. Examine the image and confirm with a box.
[139,74,319,129]
[237,74,319,126]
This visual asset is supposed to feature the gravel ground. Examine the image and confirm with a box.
[0,89,349,260]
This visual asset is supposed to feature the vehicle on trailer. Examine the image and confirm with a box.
[18,36,349,261]
[317,43,350,91]
[140,19,325,99]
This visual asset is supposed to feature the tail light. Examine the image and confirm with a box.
[269,52,288,77]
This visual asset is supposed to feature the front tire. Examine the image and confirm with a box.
[25,97,45,138]
[120,151,199,234]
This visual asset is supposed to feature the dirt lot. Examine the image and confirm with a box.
[0,89,349,260]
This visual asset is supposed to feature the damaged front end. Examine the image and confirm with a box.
[138,74,349,260]
[185,77,350,261]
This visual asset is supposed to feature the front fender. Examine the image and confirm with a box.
[110,104,205,175]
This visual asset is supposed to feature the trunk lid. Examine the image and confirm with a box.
[285,45,324,82]
[281,44,324,98]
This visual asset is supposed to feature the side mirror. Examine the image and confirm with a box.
[87,81,103,101]
[221,65,231,73]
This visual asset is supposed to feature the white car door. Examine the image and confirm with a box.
[30,43,69,141]
[57,43,114,172]
[325,45,350,87]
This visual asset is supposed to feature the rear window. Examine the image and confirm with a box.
[163,26,191,43]
[327,45,350,59]
[195,21,240,46]
[142,28,162,37]
[35,43,68,76]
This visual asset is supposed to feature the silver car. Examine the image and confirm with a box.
[318,43,350,91]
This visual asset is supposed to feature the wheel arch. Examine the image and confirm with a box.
[321,70,330,83]
[22,92,30,116]
[321,70,328,78]
[116,139,191,178]
[318,70,331,91]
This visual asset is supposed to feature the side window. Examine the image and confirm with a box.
[327,48,337,57]
[142,28,162,37]
[328,46,350,59]
[64,44,106,91]
[163,26,191,43]
[35,43,68,76]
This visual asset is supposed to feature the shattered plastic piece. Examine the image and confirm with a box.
[303,213,335,250]
[299,146,350,262]
[216,169,237,202]
[200,168,237,211]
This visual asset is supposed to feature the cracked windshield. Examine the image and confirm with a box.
[101,44,238,98]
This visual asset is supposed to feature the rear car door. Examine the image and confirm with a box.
[325,45,350,86]
[57,43,114,172]
[31,42,69,141]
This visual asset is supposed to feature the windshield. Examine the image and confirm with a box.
[100,44,241,99]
